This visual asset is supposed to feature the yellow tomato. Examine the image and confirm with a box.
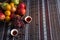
[5,16,10,22]
[5,10,11,16]
[5,4,11,10]
[10,2,14,7]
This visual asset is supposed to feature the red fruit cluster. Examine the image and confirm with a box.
[17,2,26,16]
[13,20,24,28]
[12,15,24,27]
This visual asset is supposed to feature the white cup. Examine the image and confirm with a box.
[25,16,32,23]
[11,29,18,36]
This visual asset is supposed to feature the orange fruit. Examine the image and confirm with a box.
[5,16,10,22]
[5,10,11,16]
[16,15,20,16]
[5,4,11,10]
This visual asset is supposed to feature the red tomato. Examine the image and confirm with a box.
[18,9,26,16]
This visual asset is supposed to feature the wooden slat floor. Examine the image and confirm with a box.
[0,0,60,40]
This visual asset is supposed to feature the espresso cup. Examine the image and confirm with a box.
[11,29,18,36]
[25,16,32,23]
